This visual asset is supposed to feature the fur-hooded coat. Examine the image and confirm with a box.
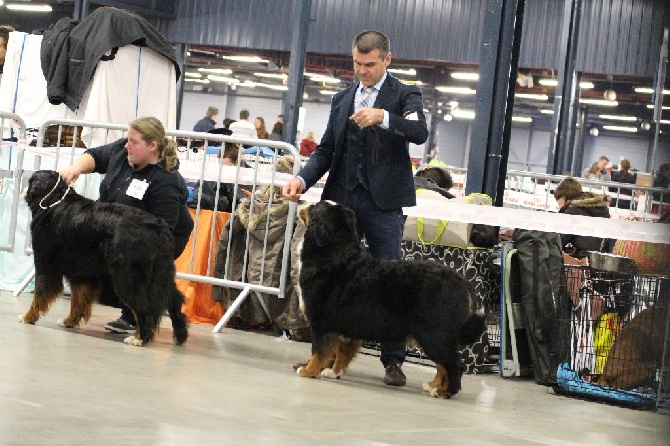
[558,192,610,258]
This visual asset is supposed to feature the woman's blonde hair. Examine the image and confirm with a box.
[130,117,179,172]
[306,131,315,141]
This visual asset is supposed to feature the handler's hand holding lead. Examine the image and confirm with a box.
[59,166,81,185]
[349,108,382,128]
[282,178,304,202]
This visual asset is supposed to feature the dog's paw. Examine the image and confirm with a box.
[321,368,342,379]
[18,314,34,324]
[422,381,433,393]
[57,318,76,328]
[124,336,144,346]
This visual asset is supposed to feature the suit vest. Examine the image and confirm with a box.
[340,102,369,191]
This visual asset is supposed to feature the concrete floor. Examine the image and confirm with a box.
[0,290,668,446]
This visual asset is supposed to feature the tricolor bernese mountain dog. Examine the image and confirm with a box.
[19,170,188,346]
[295,201,486,398]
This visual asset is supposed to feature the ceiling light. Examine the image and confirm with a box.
[207,74,239,83]
[388,68,416,76]
[443,113,453,121]
[451,72,479,81]
[603,89,617,101]
[540,109,554,114]
[647,104,670,109]
[319,90,337,96]
[436,86,476,95]
[590,127,599,136]
[634,87,670,94]
[185,78,210,84]
[198,68,232,75]
[307,74,340,83]
[452,109,475,119]
[185,72,202,78]
[399,79,424,86]
[598,114,637,122]
[254,72,287,80]
[258,83,288,91]
[220,55,268,63]
[448,101,459,108]
[512,116,533,123]
[580,98,618,106]
[602,125,637,133]
[661,120,670,124]
[516,93,549,101]
[6,4,52,12]
[538,79,594,89]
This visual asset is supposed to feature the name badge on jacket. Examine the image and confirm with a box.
[126,179,149,200]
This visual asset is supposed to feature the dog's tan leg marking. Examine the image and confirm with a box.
[422,368,444,395]
[323,338,362,379]
[433,364,452,399]
[298,336,336,378]
[19,275,62,324]
[59,283,95,328]
[123,309,145,346]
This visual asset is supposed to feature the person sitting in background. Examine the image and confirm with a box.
[193,106,219,133]
[413,165,454,199]
[554,177,610,259]
[268,121,283,141]
[189,138,250,213]
[299,131,317,156]
[610,159,636,209]
[222,118,235,129]
[582,155,611,181]
[255,116,268,139]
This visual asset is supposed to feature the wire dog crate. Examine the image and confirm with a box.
[553,265,670,412]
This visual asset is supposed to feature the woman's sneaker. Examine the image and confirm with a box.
[104,318,136,334]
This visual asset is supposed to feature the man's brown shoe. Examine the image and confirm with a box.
[383,363,406,386]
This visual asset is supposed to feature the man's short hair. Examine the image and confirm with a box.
[352,30,390,59]
[206,106,219,118]
[598,155,609,163]
[239,109,250,120]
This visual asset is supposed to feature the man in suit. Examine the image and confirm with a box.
[283,30,429,386]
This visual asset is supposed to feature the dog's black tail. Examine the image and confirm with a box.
[459,309,487,345]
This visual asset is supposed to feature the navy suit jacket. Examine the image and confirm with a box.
[298,73,429,210]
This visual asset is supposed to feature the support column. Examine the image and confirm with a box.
[282,0,312,147]
[466,0,525,206]
[547,0,582,175]
[175,43,188,129]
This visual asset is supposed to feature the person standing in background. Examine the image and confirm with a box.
[299,131,317,156]
[610,159,636,209]
[193,106,219,133]
[282,30,429,387]
[582,155,611,181]
[255,116,269,139]
[228,109,257,140]
[268,121,283,141]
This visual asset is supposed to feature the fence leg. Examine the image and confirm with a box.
[13,269,35,297]
[212,286,251,333]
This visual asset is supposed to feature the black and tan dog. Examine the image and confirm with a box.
[295,201,486,398]
[19,170,188,346]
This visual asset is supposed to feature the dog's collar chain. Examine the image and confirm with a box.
[38,175,72,209]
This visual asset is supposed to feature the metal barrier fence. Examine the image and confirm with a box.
[2,118,300,333]
[0,111,26,253]
[437,165,669,220]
